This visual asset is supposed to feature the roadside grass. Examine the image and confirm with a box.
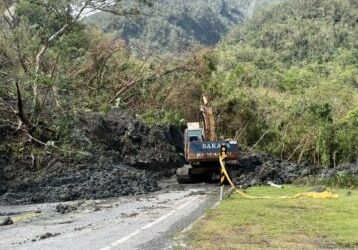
[186,186,358,249]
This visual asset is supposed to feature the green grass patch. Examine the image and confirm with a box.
[186,186,358,249]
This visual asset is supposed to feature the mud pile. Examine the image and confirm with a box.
[318,162,358,180]
[78,111,184,172]
[0,110,184,204]
[229,153,358,187]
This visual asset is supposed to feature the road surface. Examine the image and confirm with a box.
[0,179,218,250]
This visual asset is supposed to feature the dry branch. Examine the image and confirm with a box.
[108,65,189,104]
[287,132,314,161]
[252,130,271,148]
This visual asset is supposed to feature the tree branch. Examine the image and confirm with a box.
[4,2,15,21]
[108,66,189,104]
[252,130,271,148]
[35,2,89,74]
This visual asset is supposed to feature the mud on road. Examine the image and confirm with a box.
[0,180,218,250]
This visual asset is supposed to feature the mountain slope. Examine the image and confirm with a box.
[142,0,358,165]
[212,0,358,164]
[225,0,357,63]
[83,0,279,56]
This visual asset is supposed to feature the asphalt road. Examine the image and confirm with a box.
[0,179,218,250]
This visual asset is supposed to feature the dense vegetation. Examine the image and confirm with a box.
[0,0,158,163]
[0,0,357,169]
[142,0,358,166]
[83,0,278,56]
[214,0,358,166]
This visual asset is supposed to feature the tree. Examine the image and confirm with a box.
[0,0,154,146]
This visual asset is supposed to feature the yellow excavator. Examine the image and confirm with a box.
[176,95,239,183]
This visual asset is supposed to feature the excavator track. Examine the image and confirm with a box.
[176,164,193,184]
[176,175,192,184]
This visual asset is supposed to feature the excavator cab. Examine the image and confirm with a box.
[188,129,203,142]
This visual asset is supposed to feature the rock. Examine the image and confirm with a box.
[120,212,138,218]
[39,232,60,240]
[0,216,13,226]
[93,206,101,212]
[310,186,327,193]
[55,203,78,214]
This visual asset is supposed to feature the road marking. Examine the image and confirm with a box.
[99,196,200,250]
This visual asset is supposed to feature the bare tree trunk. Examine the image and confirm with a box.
[35,44,49,74]
[33,43,49,112]
[14,81,32,131]
[52,85,65,116]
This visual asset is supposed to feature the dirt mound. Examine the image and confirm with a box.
[0,110,184,204]
[1,163,160,204]
[318,162,358,179]
[229,153,357,187]
[79,111,184,171]
[55,203,78,214]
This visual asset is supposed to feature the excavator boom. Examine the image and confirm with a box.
[200,94,217,141]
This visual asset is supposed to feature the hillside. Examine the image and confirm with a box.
[0,1,357,248]
[142,0,358,166]
[211,0,358,165]
[225,0,357,64]
[0,0,357,206]
[83,0,279,56]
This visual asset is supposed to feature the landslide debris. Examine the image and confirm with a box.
[0,216,13,226]
[39,232,60,240]
[1,109,355,205]
[229,153,358,187]
[55,203,78,214]
[0,110,184,205]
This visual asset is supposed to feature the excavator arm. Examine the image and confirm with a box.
[200,94,217,141]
